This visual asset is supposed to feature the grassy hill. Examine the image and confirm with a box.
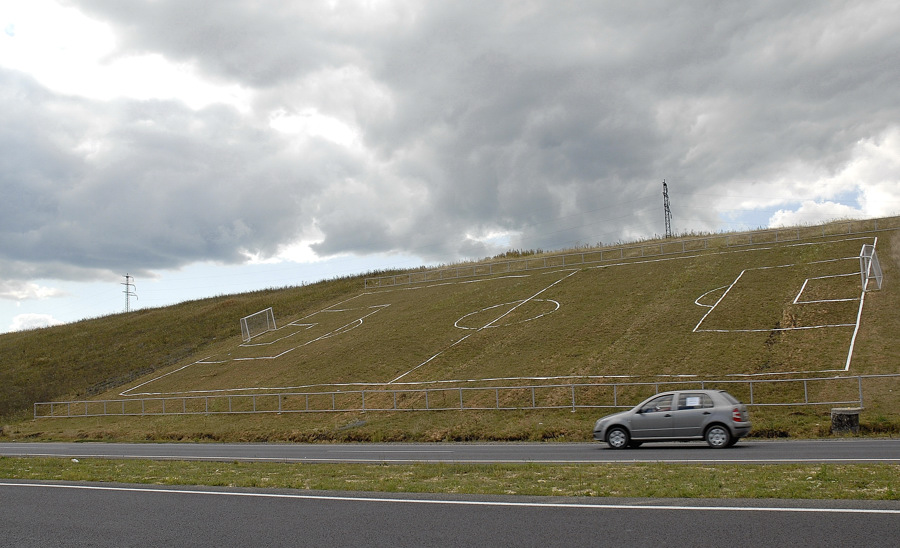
[2,216,898,441]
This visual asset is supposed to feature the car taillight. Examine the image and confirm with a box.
[732,408,743,422]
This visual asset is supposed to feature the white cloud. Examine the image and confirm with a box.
[0,281,65,301]
[9,313,64,332]
[0,0,250,110]
[269,108,361,148]
[768,200,864,228]
[766,127,900,227]
[846,129,900,218]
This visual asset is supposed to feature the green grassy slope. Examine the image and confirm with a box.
[1,217,898,441]
[0,277,362,420]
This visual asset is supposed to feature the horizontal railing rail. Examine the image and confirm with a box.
[364,217,898,288]
[34,374,900,419]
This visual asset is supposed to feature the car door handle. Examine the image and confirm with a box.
[664,413,671,417]
[703,411,712,415]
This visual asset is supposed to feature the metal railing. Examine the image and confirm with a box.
[364,217,898,288]
[34,374,899,418]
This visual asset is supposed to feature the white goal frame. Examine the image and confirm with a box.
[859,244,883,291]
[240,307,276,342]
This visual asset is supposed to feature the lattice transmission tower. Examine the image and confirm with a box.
[662,180,673,238]
[122,273,138,313]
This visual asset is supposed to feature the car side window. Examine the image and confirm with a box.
[677,393,714,410]
[640,394,673,413]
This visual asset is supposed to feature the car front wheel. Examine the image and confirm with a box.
[606,427,630,449]
[705,425,732,448]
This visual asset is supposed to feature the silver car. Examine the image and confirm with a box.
[593,389,751,448]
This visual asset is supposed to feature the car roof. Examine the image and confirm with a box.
[651,389,727,396]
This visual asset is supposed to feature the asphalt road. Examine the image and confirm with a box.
[3,440,898,546]
[1,439,899,463]
[1,480,899,547]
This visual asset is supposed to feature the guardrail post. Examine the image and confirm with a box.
[459,388,464,410]
[362,391,366,412]
[571,385,576,412]
[749,381,754,405]
[495,388,499,409]
[803,380,809,404]
[858,376,864,406]
[531,387,536,409]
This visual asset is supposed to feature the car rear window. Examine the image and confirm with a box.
[720,391,740,404]
[677,393,713,410]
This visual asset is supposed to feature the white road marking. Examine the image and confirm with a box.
[2,482,898,514]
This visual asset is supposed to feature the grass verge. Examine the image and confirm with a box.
[5,406,899,443]
[2,457,898,500]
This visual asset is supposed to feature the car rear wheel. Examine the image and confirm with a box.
[705,425,731,448]
[606,427,629,449]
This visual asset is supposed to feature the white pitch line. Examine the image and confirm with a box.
[122,305,389,396]
[3,483,899,515]
[695,254,865,333]
[694,285,730,308]
[479,270,577,331]
[240,324,317,348]
[695,323,856,333]
[793,278,810,305]
[793,272,860,305]
[693,270,745,332]
[388,270,578,384]
[845,289,867,371]
[123,235,879,398]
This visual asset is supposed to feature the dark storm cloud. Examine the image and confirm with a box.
[0,67,365,280]
[72,0,378,85]
[4,0,900,283]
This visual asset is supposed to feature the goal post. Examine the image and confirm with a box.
[859,244,883,291]
[240,307,276,342]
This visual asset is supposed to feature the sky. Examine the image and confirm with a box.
[2,0,900,333]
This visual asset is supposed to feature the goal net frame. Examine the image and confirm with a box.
[859,244,883,291]
[240,307,277,342]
